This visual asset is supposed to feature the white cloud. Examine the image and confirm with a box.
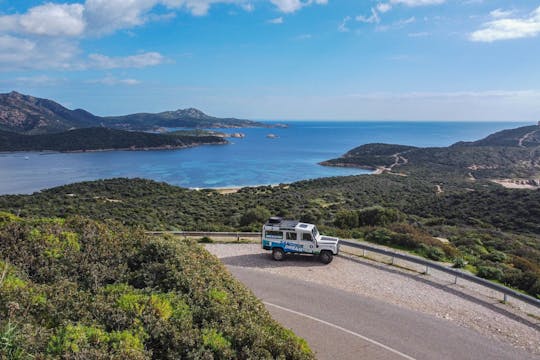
[470,6,540,42]
[408,31,430,37]
[0,3,85,37]
[268,17,284,24]
[294,33,312,40]
[356,8,380,24]
[376,3,392,13]
[269,0,327,14]
[389,0,445,6]
[338,16,351,32]
[489,8,515,19]
[0,35,80,70]
[87,76,141,85]
[87,52,165,69]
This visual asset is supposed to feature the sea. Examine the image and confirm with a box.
[0,121,533,195]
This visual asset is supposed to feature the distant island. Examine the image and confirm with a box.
[0,127,227,152]
[321,123,540,187]
[0,91,285,135]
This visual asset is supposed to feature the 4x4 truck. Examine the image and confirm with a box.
[261,217,340,264]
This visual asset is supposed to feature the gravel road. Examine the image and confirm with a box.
[206,243,540,355]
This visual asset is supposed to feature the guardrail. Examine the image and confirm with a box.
[339,239,540,308]
[148,231,540,308]
[147,231,260,238]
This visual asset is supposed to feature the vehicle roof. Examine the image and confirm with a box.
[264,218,315,232]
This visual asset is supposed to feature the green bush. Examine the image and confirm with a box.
[358,206,400,227]
[0,216,314,359]
[477,266,504,281]
[453,257,466,268]
[240,206,271,227]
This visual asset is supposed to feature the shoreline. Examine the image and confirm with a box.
[192,183,286,194]
[0,141,228,155]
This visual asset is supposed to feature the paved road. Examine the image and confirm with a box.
[228,266,536,360]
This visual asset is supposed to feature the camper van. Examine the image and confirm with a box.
[261,217,340,264]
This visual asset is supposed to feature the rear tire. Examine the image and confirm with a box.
[272,248,285,261]
[319,251,333,264]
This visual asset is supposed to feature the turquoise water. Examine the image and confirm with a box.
[0,121,532,194]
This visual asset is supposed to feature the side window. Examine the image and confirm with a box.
[302,233,313,241]
[265,231,283,239]
[286,232,297,241]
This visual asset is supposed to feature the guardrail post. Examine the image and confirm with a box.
[425,265,429,275]
[503,294,508,303]
[236,232,239,242]
[362,249,365,257]
[454,275,458,284]
[391,256,395,265]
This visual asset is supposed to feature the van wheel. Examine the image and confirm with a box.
[272,248,285,261]
[319,251,333,264]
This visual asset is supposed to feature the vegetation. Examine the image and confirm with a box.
[0,124,538,300]
[1,175,539,297]
[0,127,227,152]
[0,213,314,359]
[0,91,275,135]
[323,125,540,182]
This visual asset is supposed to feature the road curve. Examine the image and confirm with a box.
[228,266,536,360]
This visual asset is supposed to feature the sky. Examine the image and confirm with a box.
[0,0,539,121]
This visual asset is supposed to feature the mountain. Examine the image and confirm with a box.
[0,91,277,134]
[453,124,540,148]
[0,127,227,152]
[322,124,540,182]
[0,91,100,134]
[104,108,271,130]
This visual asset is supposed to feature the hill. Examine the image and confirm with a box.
[0,127,227,152]
[104,108,273,131]
[322,124,540,183]
[454,125,540,148]
[0,91,278,134]
[0,213,313,358]
[0,91,100,134]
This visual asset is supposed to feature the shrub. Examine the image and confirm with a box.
[334,210,358,229]
[358,206,400,226]
[477,266,503,281]
[240,207,271,226]
[453,257,466,268]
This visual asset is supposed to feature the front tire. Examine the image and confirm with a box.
[272,248,285,261]
[319,251,333,264]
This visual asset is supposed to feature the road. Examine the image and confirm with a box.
[228,266,536,360]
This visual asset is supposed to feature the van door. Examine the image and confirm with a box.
[298,232,315,254]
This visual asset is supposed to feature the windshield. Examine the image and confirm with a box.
[312,227,319,240]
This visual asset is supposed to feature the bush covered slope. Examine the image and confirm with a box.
[0,127,227,152]
[1,177,539,297]
[0,213,313,359]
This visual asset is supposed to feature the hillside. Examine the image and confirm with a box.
[0,213,313,358]
[1,176,539,297]
[0,127,227,152]
[322,124,540,183]
[0,91,277,134]
[0,91,99,134]
[104,109,273,131]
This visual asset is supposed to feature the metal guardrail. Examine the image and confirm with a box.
[147,231,260,238]
[339,239,540,308]
[149,231,540,308]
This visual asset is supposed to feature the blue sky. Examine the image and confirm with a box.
[0,0,539,121]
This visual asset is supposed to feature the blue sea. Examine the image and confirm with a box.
[0,121,532,195]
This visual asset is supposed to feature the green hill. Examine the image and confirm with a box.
[322,124,540,182]
[0,127,227,152]
[0,91,278,135]
[0,213,313,359]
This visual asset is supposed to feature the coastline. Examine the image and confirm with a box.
[0,140,228,155]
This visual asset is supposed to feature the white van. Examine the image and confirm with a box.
[261,217,340,264]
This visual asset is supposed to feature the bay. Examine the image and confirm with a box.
[0,121,532,195]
